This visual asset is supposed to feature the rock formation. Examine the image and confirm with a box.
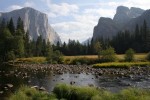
[93,6,145,40]
[0,7,61,44]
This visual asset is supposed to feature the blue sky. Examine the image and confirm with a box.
[0,0,150,42]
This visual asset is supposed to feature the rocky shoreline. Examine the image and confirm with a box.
[16,64,150,77]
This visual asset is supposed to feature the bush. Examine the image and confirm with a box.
[9,86,57,100]
[146,52,150,61]
[117,88,150,100]
[93,62,150,68]
[99,47,117,62]
[69,57,99,65]
[125,48,135,62]
[6,51,15,62]
[9,84,150,100]
[53,84,150,100]
[46,50,64,64]
[53,83,100,100]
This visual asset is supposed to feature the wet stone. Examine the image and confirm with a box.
[6,84,13,88]
[39,87,46,91]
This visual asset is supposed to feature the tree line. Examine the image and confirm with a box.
[0,17,58,62]
[111,20,150,53]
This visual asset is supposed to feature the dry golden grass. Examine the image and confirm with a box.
[64,55,97,59]
[15,53,147,64]
[64,53,147,61]
[93,62,150,68]
[16,57,46,63]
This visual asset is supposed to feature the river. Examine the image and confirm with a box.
[0,64,150,99]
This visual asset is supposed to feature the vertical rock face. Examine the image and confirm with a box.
[113,6,130,27]
[93,17,119,40]
[113,6,144,28]
[92,6,145,40]
[129,7,145,18]
[124,10,150,31]
[0,7,61,44]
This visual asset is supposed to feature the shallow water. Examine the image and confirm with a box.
[0,64,150,99]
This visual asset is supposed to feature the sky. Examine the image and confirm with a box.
[0,0,150,43]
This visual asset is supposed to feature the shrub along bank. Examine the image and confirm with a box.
[93,62,150,68]
[9,84,150,100]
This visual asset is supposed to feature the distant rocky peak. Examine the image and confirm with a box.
[116,6,130,14]
[92,6,147,41]
[113,6,144,28]
[97,17,113,25]
[129,7,145,18]
[114,6,144,20]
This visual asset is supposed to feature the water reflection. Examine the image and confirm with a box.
[0,64,150,99]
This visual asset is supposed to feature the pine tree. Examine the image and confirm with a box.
[13,36,25,57]
[0,18,6,30]
[142,20,150,52]
[46,41,53,63]
[41,39,47,56]
[15,17,24,36]
[135,24,140,41]
[8,18,15,35]
[24,30,31,57]
[94,41,102,54]
[0,28,13,61]
[36,35,43,56]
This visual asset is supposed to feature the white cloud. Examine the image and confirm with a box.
[7,5,22,11]
[24,1,35,7]
[50,3,78,16]
[42,0,79,17]
[122,0,150,9]
[7,1,35,11]
[52,13,99,42]
[83,8,115,18]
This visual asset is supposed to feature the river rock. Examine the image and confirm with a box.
[31,85,39,89]
[39,87,46,91]
[6,84,13,88]
[0,91,3,94]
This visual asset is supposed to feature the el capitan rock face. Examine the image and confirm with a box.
[0,7,61,44]
[93,6,145,40]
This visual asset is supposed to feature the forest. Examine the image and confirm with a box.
[0,18,150,62]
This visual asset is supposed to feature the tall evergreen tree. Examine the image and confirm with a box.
[13,36,25,57]
[24,30,31,57]
[0,28,13,61]
[16,17,24,33]
[0,18,6,34]
[8,18,15,34]
[142,20,150,52]
[41,39,47,56]
[36,35,43,56]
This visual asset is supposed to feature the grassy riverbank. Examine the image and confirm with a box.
[93,62,150,68]
[64,53,147,61]
[9,84,150,100]
[15,57,46,64]
[14,53,147,64]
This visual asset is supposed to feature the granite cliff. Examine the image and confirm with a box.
[0,7,61,44]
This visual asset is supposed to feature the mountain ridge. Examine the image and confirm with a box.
[92,6,146,40]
